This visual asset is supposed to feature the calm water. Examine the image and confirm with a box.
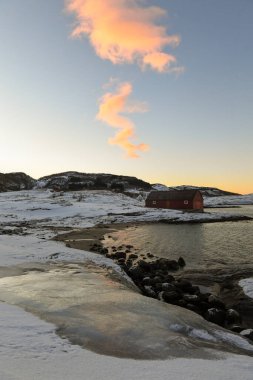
[105,206,253,270]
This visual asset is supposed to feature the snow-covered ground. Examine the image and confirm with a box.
[239,278,253,299]
[0,189,251,230]
[1,189,253,379]
[1,302,253,380]
[204,194,253,207]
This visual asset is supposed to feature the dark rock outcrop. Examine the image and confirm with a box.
[37,172,151,192]
[0,172,35,192]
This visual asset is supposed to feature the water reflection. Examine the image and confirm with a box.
[105,206,253,270]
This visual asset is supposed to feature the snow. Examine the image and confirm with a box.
[239,278,253,299]
[204,194,253,207]
[0,189,250,230]
[1,189,253,379]
[1,302,253,380]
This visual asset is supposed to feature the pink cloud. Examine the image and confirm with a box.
[96,81,149,158]
[66,0,182,72]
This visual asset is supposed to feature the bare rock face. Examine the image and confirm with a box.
[37,171,152,192]
[0,172,35,192]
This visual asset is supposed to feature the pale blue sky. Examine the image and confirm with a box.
[1,0,252,193]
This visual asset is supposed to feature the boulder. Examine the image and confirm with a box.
[205,308,226,326]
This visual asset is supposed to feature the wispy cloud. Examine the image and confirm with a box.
[66,0,182,73]
[97,81,149,158]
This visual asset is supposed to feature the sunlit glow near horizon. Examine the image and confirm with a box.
[0,0,252,194]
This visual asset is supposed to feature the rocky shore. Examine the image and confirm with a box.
[56,225,253,343]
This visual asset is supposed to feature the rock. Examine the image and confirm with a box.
[128,253,138,260]
[191,285,200,294]
[178,257,186,267]
[142,277,151,285]
[229,325,243,333]
[199,301,210,312]
[208,295,225,309]
[100,248,108,255]
[143,286,157,298]
[174,279,193,292]
[225,309,242,325]
[240,329,253,342]
[113,251,126,260]
[205,308,226,326]
[183,294,200,304]
[176,299,187,308]
[162,291,181,303]
[126,260,133,268]
[161,283,176,291]
[128,266,145,281]
[138,260,152,272]
[185,304,201,314]
[117,258,125,265]
[165,275,175,283]
[0,172,35,192]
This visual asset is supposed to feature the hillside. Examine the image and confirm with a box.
[152,184,241,197]
[0,171,243,196]
[37,171,151,191]
[0,172,35,192]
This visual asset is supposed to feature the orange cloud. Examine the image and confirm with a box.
[66,0,182,72]
[96,82,149,158]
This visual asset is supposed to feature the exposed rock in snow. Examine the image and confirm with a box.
[155,184,241,197]
[0,172,35,192]
[38,172,152,191]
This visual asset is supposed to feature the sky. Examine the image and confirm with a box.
[0,0,252,194]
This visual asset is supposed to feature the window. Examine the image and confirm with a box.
[184,200,189,205]
[152,200,157,205]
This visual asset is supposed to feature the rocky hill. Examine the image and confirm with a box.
[37,171,152,191]
[0,171,243,196]
[0,172,35,192]
[152,184,241,197]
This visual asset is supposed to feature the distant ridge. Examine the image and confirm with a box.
[151,184,241,197]
[0,171,242,196]
[37,171,151,191]
[0,172,35,192]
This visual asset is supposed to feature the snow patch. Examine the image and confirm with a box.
[239,278,253,299]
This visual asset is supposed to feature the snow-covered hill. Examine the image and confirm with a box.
[152,184,241,197]
[0,172,35,192]
[36,171,152,191]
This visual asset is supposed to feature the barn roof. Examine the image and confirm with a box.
[146,189,202,201]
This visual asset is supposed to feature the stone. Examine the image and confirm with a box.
[161,283,176,291]
[183,294,200,304]
[142,277,151,285]
[138,260,152,272]
[100,248,108,255]
[185,304,201,314]
[229,325,243,333]
[178,257,186,267]
[162,291,181,303]
[205,308,226,326]
[174,279,193,292]
[240,329,253,342]
[128,266,145,281]
[225,309,242,325]
[143,286,157,298]
[208,295,225,309]
[128,253,138,260]
[113,251,126,260]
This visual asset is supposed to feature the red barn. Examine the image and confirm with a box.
[145,190,203,211]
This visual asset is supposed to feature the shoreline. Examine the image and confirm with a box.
[55,222,253,337]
